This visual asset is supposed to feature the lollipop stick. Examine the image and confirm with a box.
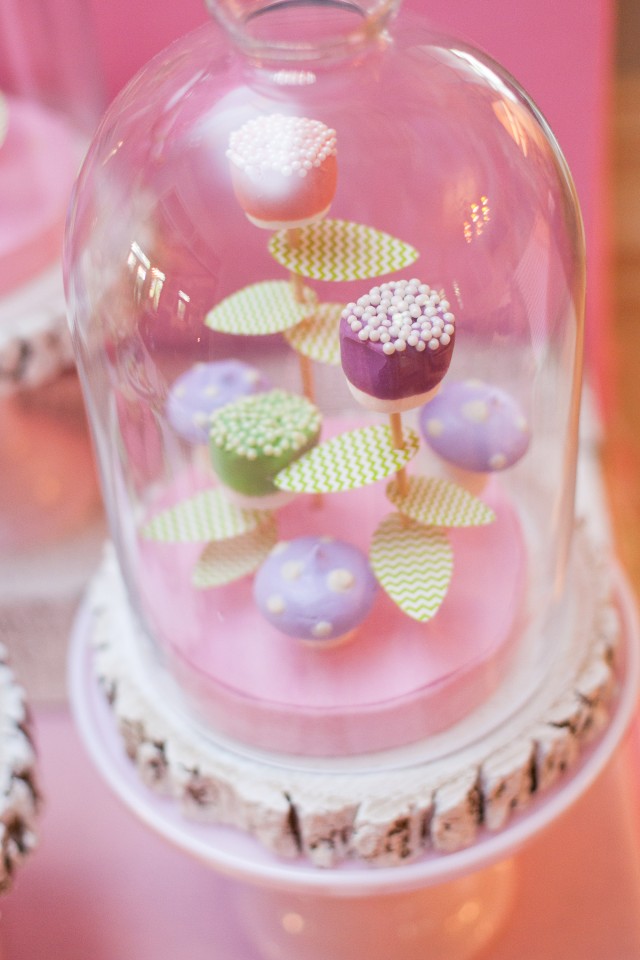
[287,227,306,301]
[290,269,307,305]
[290,270,307,305]
[287,227,323,509]
[287,227,317,404]
[299,353,316,403]
[389,411,409,497]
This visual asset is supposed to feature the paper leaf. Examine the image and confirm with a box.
[370,513,453,621]
[269,219,419,282]
[283,302,342,366]
[387,475,496,528]
[192,517,278,588]
[275,424,419,494]
[205,280,316,336]
[141,488,271,543]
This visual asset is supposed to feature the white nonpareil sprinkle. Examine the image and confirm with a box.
[227,114,337,178]
[342,280,455,356]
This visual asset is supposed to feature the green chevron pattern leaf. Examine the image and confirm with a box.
[192,517,278,588]
[370,513,453,621]
[205,280,316,335]
[283,302,342,366]
[268,219,419,282]
[274,423,419,493]
[141,488,271,543]
[386,475,496,528]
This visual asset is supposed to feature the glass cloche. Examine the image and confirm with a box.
[65,0,618,868]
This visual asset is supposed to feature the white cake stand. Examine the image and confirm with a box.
[68,562,640,960]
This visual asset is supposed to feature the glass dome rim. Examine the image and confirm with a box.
[204,0,403,64]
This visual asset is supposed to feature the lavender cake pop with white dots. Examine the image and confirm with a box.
[340,279,456,413]
[227,114,338,230]
[419,379,530,490]
[254,536,378,647]
[166,359,271,445]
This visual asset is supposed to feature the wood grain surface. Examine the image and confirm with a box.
[602,71,640,592]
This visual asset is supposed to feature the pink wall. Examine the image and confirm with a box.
[86,0,614,399]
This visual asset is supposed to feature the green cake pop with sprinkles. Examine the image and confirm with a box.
[208,389,322,506]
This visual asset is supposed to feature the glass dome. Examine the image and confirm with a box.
[65,0,585,760]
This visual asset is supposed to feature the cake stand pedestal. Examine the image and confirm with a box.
[68,566,640,960]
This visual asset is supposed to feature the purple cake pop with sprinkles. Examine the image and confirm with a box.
[254,536,378,648]
[166,359,271,445]
[419,379,531,492]
[340,279,456,413]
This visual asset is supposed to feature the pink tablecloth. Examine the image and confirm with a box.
[3,706,640,959]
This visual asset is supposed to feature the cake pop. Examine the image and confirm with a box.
[339,279,456,413]
[419,379,530,493]
[227,113,337,230]
[208,388,322,505]
[254,536,377,647]
[166,359,271,445]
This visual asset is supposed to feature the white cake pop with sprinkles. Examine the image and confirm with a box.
[227,113,338,230]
